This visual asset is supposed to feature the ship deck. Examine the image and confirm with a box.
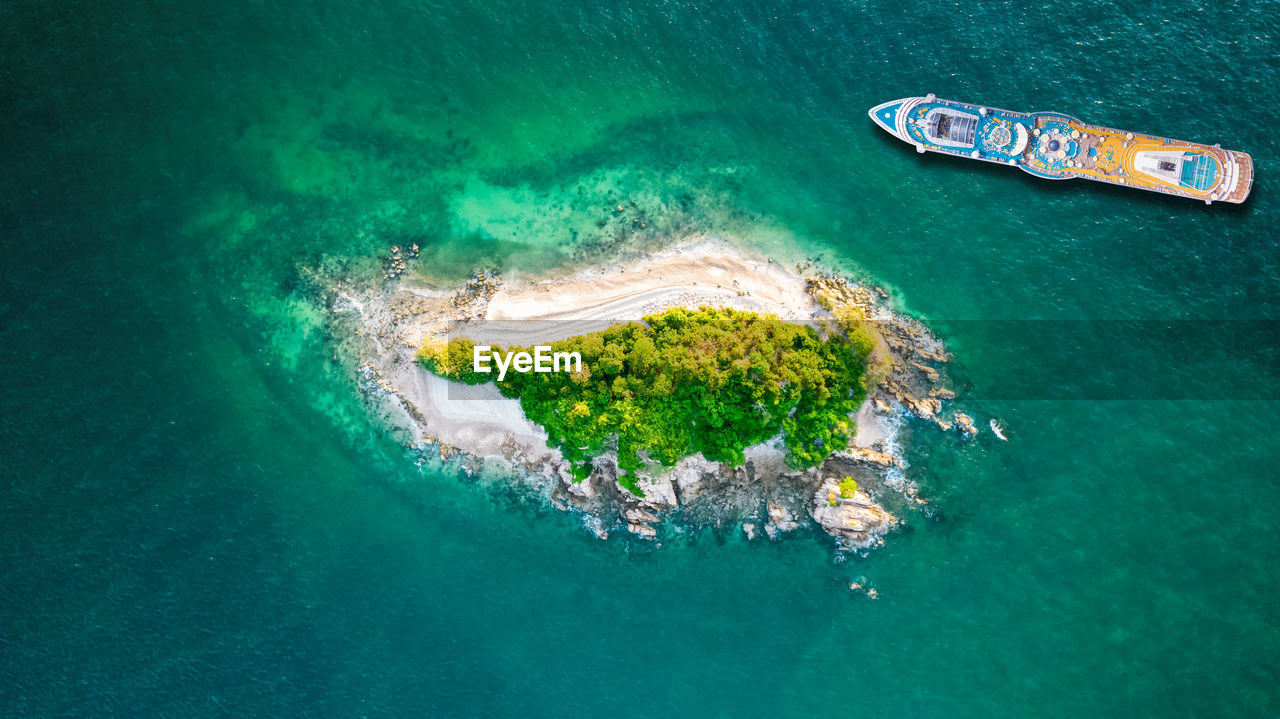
[1028,117,1252,203]
[872,95,1253,204]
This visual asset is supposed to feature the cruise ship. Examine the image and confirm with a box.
[869,94,1253,204]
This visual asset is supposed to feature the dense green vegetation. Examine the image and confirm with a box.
[419,307,873,479]
[839,476,859,498]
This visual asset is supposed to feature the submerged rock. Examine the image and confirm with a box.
[582,515,609,541]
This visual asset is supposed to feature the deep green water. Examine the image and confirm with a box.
[3,1,1278,716]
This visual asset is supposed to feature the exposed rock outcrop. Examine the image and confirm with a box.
[836,447,904,469]
[809,477,897,548]
[624,507,661,539]
[631,472,679,511]
[764,502,802,539]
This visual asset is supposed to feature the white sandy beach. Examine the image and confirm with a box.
[483,239,826,327]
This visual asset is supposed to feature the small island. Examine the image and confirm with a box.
[420,306,876,489]
[342,239,983,547]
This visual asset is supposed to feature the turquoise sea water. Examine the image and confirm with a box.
[3,1,1278,715]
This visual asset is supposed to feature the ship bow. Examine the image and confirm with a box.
[868,97,915,139]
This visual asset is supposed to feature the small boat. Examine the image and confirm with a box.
[869,94,1253,204]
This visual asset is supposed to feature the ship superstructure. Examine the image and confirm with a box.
[869,94,1253,204]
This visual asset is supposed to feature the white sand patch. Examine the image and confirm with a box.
[851,400,891,449]
[383,360,560,463]
[484,238,825,326]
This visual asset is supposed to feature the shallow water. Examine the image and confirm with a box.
[2,1,1278,715]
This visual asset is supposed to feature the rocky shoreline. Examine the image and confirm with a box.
[340,239,994,550]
